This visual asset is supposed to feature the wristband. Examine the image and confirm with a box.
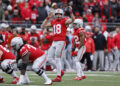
[46,17,50,20]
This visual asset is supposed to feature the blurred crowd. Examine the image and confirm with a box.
[0,0,120,27]
[0,0,120,72]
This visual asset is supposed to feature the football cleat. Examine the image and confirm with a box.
[44,79,52,85]
[61,70,64,77]
[11,77,19,84]
[82,75,86,79]
[0,78,4,83]
[73,76,82,80]
[52,76,61,82]
[17,75,29,85]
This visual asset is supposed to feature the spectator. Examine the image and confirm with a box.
[45,0,52,14]
[92,27,107,71]
[0,0,5,21]
[110,0,117,18]
[100,15,108,26]
[92,1,101,16]
[37,1,48,23]
[74,12,82,19]
[92,13,100,28]
[28,0,39,8]
[11,9,22,24]
[73,0,84,16]
[108,16,117,31]
[20,3,31,22]
[4,9,11,21]
[31,6,38,24]
[102,0,111,19]
[117,0,120,22]
[86,9,94,23]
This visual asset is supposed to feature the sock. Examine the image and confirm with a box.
[76,62,82,77]
[11,71,18,78]
[41,72,49,81]
[55,58,62,76]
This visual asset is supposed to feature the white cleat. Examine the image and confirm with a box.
[17,75,30,85]
[44,79,52,85]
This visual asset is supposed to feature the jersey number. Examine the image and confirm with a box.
[53,24,61,34]
[27,44,37,50]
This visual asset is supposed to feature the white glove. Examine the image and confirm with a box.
[90,54,94,61]
[114,46,118,51]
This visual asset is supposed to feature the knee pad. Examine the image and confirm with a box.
[33,68,44,76]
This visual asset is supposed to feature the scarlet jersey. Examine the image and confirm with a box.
[0,45,15,61]
[51,17,68,41]
[72,28,85,48]
[19,44,45,62]
[113,33,120,51]
[28,32,40,42]
[40,33,53,50]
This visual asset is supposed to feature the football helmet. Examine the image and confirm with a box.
[73,19,83,28]
[54,8,64,17]
[11,37,24,50]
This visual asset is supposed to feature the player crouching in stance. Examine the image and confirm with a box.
[72,19,86,80]
[0,45,19,84]
[11,37,52,85]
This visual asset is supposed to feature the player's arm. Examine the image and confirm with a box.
[19,52,30,75]
[41,12,53,28]
[0,50,3,60]
[78,33,85,49]
[65,6,75,25]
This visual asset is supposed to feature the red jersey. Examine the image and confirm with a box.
[51,17,68,41]
[72,28,85,48]
[28,32,40,42]
[0,45,15,61]
[40,33,53,50]
[19,44,44,62]
[113,33,120,51]
[85,37,95,54]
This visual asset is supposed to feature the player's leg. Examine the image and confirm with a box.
[61,49,71,71]
[73,46,86,80]
[32,54,52,85]
[1,59,19,84]
[47,42,57,69]
[52,41,66,82]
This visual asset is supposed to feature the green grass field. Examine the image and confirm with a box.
[0,71,120,86]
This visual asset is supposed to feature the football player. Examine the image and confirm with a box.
[0,44,19,84]
[11,37,52,85]
[72,19,86,80]
[42,6,75,82]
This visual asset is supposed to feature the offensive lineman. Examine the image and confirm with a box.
[42,7,75,82]
[0,44,19,84]
[72,19,86,80]
[10,37,52,85]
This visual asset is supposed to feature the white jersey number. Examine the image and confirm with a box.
[26,44,37,50]
[53,24,61,34]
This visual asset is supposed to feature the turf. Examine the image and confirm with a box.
[0,71,120,86]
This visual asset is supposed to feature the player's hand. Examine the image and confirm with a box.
[48,11,53,18]
[68,6,72,12]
